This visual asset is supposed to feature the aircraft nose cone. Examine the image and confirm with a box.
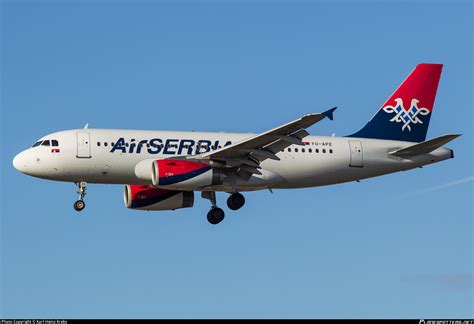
[13,151,28,173]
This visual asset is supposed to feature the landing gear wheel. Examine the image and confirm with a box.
[207,207,225,225]
[74,200,85,211]
[227,192,245,210]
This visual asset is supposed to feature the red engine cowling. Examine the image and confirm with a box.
[151,159,222,189]
[124,184,194,211]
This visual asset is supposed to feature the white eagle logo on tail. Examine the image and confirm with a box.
[383,98,430,131]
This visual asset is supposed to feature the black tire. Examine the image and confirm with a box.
[74,200,85,211]
[227,192,245,210]
[207,207,225,225]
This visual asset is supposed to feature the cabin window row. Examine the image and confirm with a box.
[287,147,333,154]
[96,142,223,149]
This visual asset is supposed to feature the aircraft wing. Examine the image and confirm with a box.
[186,108,337,174]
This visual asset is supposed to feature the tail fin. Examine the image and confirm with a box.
[349,63,443,142]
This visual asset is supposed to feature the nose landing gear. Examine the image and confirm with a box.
[74,181,87,211]
[74,199,85,211]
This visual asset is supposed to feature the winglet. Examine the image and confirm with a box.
[322,107,337,121]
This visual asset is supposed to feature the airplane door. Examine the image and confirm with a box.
[77,132,91,158]
[349,140,363,167]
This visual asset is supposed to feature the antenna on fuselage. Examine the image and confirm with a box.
[83,123,89,129]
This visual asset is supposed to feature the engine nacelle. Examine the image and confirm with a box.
[135,159,222,190]
[124,184,194,211]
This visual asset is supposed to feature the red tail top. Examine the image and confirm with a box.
[381,63,443,112]
[351,63,444,142]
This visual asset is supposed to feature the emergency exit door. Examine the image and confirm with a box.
[77,132,91,158]
[349,140,363,167]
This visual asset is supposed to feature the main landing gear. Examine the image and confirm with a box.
[207,207,225,225]
[202,191,225,225]
[202,191,246,225]
[74,181,87,211]
[227,192,245,210]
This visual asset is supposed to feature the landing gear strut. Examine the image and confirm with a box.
[202,191,225,225]
[74,181,87,211]
[227,192,245,210]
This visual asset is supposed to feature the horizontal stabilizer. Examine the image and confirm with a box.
[389,134,461,158]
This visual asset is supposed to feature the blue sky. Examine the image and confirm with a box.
[1,0,472,319]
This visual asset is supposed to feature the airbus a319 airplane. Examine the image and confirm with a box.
[13,63,460,224]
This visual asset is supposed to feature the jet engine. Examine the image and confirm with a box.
[124,184,194,211]
[135,159,223,189]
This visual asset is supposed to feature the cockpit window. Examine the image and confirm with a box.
[32,139,58,147]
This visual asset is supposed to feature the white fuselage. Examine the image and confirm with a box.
[12,129,454,191]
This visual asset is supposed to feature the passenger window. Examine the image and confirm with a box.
[309,148,312,153]
[323,149,326,153]
[316,149,319,153]
[302,148,305,153]
[41,140,50,146]
[104,142,108,147]
[330,149,333,154]
[52,140,59,146]
[288,148,291,152]
[295,148,298,153]
[126,143,129,147]
[111,142,115,146]
[97,142,101,146]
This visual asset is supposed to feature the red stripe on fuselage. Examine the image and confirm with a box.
[157,160,209,178]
